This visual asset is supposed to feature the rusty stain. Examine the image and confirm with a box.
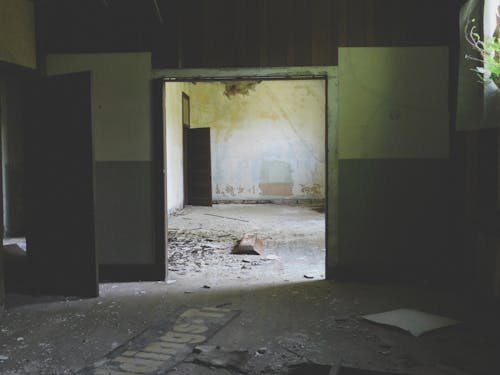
[216,184,221,195]
[259,183,293,197]
[223,80,261,98]
[238,186,245,194]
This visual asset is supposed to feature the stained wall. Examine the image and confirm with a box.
[187,80,326,202]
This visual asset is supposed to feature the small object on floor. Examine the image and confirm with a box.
[193,345,250,372]
[204,213,250,222]
[166,279,177,284]
[362,308,461,337]
[203,285,211,289]
[257,347,267,354]
[232,233,263,255]
[287,361,332,375]
[265,254,279,260]
[304,274,314,279]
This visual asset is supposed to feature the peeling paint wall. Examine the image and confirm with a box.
[187,80,326,202]
[0,0,36,69]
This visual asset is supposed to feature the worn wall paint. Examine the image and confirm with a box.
[0,0,36,69]
[338,47,449,159]
[165,82,191,213]
[46,53,152,161]
[187,80,326,201]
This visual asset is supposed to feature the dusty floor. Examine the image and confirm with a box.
[167,204,326,286]
[0,205,499,374]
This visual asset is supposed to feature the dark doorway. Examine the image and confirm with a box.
[24,72,98,297]
[187,127,212,206]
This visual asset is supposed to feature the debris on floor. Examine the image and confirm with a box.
[233,233,264,255]
[167,229,240,274]
[81,307,240,374]
[192,345,250,372]
[362,308,461,337]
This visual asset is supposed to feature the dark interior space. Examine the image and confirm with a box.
[0,0,499,374]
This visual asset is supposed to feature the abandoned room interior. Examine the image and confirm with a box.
[0,0,500,374]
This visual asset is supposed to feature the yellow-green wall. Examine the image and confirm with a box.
[0,0,36,69]
[46,53,152,161]
[339,47,449,159]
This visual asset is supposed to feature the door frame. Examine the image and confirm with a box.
[182,92,190,205]
[153,66,338,279]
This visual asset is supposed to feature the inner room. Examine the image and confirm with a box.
[164,79,327,286]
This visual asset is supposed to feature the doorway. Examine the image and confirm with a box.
[162,75,331,287]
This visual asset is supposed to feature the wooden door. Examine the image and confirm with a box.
[24,72,98,297]
[188,128,212,206]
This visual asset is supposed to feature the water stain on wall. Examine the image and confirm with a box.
[223,80,261,98]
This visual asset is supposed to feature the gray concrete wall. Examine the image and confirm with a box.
[46,53,155,265]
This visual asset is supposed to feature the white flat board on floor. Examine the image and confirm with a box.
[362,308,461,337]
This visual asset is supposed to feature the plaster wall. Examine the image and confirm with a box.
[187,80,326,202]
[164,82,190,214]
[46,53,152,161]
[339,47,449,159]
[337,47,451,280]
[46,53,155,265]
[0,0,36,69]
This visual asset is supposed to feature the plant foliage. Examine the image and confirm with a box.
[465,18,500,85]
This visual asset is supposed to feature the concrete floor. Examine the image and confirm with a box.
[0,205,499,374]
